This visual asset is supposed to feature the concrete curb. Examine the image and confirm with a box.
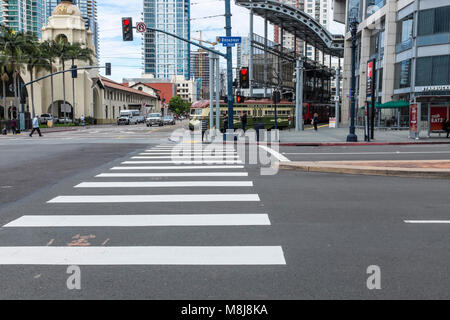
[279,161,450,179]
[277,141,450,147]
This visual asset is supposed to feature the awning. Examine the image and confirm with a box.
[377,100,410,109]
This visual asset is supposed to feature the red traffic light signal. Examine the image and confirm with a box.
[236,95,245,103]
[239,67,249,89]
[122,17,133,41]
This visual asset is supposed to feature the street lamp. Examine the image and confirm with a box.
[346,8,359,142]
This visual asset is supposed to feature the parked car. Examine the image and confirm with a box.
[39,114,57,125]
[146,113,163,127]
[136,115,146,124]
[163,115,175,125]
[118,110,138,125]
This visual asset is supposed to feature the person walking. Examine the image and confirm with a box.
[201,118,208,142]
[10,118,17,135]
[29,115,43,137]
[313,113,319,131]
[241,112,248,132]
[81,114,85,127]
[444,118,450,138]
[223,114,228,133]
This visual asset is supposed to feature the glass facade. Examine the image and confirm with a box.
[143,0,190,80]
[396,14,413,53]
[1,0,45,38]
[366,0,385,18]
[418,5,450,36]
[416,55,450,87]
[394,59,411,89]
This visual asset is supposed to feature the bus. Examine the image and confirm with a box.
[189,99,334,131]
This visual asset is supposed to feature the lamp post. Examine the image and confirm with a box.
[346,12,359,142]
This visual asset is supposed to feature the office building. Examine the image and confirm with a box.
[142,0,190,80]
[0,0,46,38]
[333,0,450,129]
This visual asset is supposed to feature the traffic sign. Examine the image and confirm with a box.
[222,43,236,47]
[217,36,241,45]
[136,22,147,33]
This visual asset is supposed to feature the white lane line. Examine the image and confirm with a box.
[122,161,243,164]
[259,145,291,162]
[111,165,245,170]
[283,151,450,155]
[0,246,286,265]
[132,156,239,159]
[404,220,450,224]
[75,181,253,188]
[96,172,248,177]
[47,194,260,203]
[4,214,270,227]
[140,152,237,155]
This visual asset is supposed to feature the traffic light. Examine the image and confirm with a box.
[272,90,281,104]
[239,67,249,89]
[105,63,111,76]
[122,17,133,41]
[236,95,245,103]
[71,65,77,78]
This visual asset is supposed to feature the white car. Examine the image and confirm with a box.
[146,113,163,127]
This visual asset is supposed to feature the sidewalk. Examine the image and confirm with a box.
[279,126,450,145]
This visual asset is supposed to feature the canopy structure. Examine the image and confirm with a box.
[235,0,344,58]
[377,100,410,109]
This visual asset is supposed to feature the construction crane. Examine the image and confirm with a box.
[192,31,219,98]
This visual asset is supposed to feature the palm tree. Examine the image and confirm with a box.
[65,42,94,121]
[0,26,27,117]
[0,58,10,120]
[22,40,52,117]
[41,40,59,118]
[53,36,71,122]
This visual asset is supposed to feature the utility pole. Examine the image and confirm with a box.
[335,59,341,128]
[295,58,304,131]
[347,16,359,142]
[215,54,220,132]
[209,52,214,132]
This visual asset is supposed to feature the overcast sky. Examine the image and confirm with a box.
[98,0,344,82]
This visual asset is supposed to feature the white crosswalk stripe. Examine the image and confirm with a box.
[4,214,270,227]
[0,144,286,267]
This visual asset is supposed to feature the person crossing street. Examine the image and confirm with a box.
[29,115,43,137]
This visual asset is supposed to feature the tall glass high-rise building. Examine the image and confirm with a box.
[45,0,99,56]
[0,0,46,38]
[143,0,190,80]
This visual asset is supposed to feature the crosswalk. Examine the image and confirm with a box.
[0,144,286,266]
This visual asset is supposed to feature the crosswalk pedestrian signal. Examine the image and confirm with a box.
[240,67,249,89]
[71,65,77,78]
[122,17,133,41]
[105,63,111,76]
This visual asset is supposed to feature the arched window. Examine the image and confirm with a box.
[55,34,68,44]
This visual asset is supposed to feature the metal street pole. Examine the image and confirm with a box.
[209,53,214,132]
[225,0,234,131]
[295,58,304,131]
[335,60,341,128]
[215,55,220,132]
[346,20,358,142]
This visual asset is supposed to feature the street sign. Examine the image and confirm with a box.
[136,22,147,33]
[217,36,241,45]
[222,43,236,47]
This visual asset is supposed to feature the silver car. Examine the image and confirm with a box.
[146,113,163,127]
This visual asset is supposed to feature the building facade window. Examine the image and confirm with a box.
[416,55,450,86]
[418,6,450,36]
[396,15,413,52]
[394,59,411,89]
[366,0,385,18]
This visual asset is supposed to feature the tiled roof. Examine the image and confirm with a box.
[98,77,158,99]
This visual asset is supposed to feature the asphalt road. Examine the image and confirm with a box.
[0,126,449,299]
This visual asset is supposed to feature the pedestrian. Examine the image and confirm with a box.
[241,112,247,132]
[313,113,319,131]
[201,118,208,141]
[223,114,228,133]
[81,114,85,127]
[29,115,43,137]
[443,118,450,138]
[10,118,17,135]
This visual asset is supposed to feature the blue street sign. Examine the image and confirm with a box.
[222,43,236,47]
[218,36,242,44]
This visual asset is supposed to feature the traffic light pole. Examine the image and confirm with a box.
[295,58,304,131]
[225,0,234,131]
